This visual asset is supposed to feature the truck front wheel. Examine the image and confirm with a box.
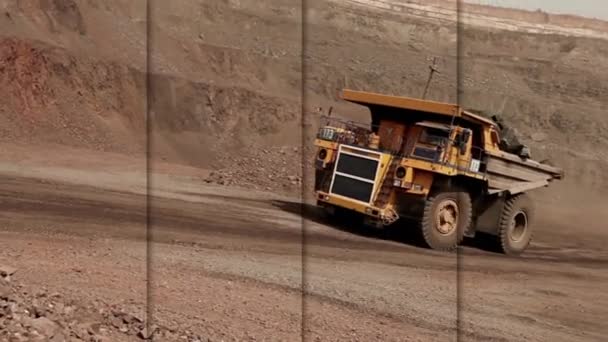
[420,191,472,251]
[497,194,534,255]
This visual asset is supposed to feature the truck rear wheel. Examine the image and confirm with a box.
[420,191,471,251]
[497,194,534,255]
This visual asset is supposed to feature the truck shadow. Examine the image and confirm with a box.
[271,199,502,254]
[461,233,503,254]
[271,199,430,249]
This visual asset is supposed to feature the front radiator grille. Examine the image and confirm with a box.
[331,175,375,203]
[330,148,380,203]
[335,153,378,180]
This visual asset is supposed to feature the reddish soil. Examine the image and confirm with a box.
[1,146,608,341]
[1,0,607,341]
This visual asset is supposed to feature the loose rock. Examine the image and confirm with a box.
[0,275,209,341]
[0,265,17,278]
[27,316,60,336]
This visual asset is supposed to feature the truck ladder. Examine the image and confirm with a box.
[373,155,402,225]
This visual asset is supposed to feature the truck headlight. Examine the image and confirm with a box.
[395,166,406,178]
[318,149,328,160]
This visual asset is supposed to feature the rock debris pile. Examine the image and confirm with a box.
[0,266,209,342]
[204,145,308,193]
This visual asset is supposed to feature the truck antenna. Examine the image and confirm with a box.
[422,57,440,100]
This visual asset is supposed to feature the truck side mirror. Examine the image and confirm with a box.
[458,130,471,154]
[459,140,467,154]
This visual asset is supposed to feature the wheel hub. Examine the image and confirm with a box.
[510,211,528,242]
[435,199,459,235]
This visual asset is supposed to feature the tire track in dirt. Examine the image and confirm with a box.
[2,171,608,341]
[3,173,606,274]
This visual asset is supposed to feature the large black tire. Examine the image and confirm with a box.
[419,191,472,251]
[497,194,535,256]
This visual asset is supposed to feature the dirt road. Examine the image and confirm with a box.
[1,151,606,342]
[1,0,608,341]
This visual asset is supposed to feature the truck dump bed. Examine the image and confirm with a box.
[339,89,565,195]
[485,151,564,195]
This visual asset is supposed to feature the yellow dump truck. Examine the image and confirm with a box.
[313,89,564,255]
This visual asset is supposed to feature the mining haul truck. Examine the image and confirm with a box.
[313,89,564,255]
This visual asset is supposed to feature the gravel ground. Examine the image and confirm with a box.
[1,150,607,341]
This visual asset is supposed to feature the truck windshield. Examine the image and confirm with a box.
[419,127,449,146]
